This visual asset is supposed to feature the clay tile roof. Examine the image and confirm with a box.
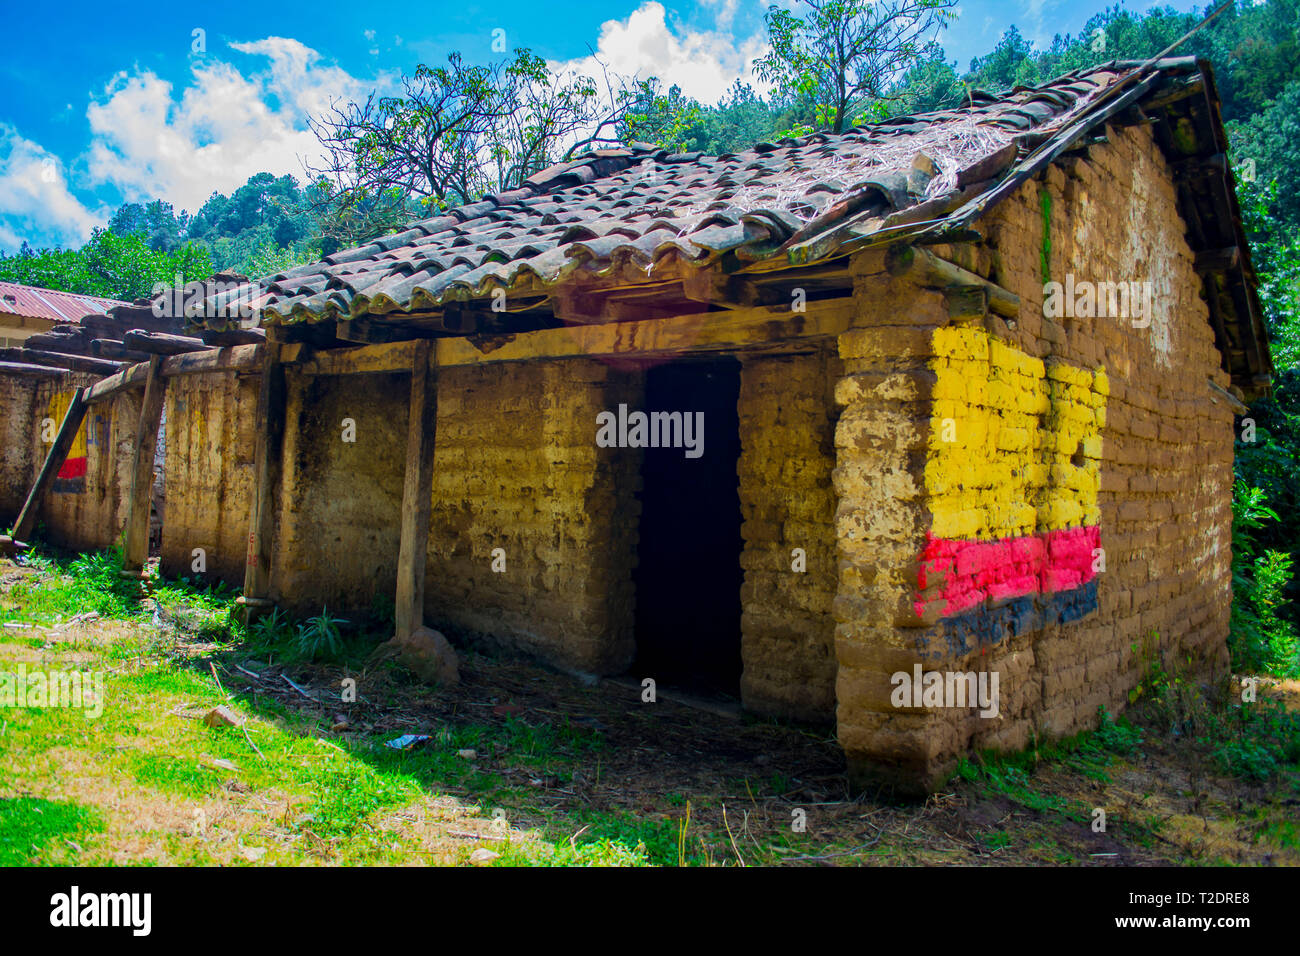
[0,281,130,324]
[192,56,1269,394]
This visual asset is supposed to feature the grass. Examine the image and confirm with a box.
[2,546,1299,866]
[0,797,104,866]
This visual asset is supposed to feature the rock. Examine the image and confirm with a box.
[457,749,477,760]
[468,848,499,866]
[374,626,460,686]
[203,705,242,728]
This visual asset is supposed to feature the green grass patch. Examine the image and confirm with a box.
[0,797,103,865]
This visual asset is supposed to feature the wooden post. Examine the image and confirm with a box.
[121,357,166,575]
[10,386,88,543]
[235,343,285,623]
[394,341,437,639]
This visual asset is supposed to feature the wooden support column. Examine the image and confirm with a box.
[9,387,88,544]
[235,344,285,623]
[121,356,167,576]
[394,341,437,639]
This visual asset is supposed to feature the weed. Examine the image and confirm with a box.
[295,608,347,660]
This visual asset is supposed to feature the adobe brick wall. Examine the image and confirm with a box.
[159,370,258,586]
[0,373,47,521]
[272,370,408,617]
[0,371,138,550]
[423,359,641,674]
[737,350,841,723]
[836,121,1235,793]
[38,386,139,552]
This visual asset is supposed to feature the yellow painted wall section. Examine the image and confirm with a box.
[927,326,1107,540]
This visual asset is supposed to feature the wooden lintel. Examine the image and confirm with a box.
[295,339,419,377]
[394,341,437,639]
[121,357,166,574]
[11,387,89,543]
[435,298,857,367]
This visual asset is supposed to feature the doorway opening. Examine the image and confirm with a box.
[632,356,743,698]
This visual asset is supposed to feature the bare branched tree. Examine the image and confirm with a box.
[304,48,667,246]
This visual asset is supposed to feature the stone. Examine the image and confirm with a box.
[202,705,242,728]
[375,626,461,686]
[468,848,500,866]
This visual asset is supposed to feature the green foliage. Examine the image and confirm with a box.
[1094,706,1144,757]
[1203,697,1300,782]
[0,797,104,865]
[754,0,959,133]
[1229,480,1300,676]
[0,228,212,301]
[295,607,347,660]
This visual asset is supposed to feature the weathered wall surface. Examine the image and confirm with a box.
[423,358,641,674]
[836,121,1236,792]
[737,350,841,723]
[272,370,409,617]
[0,372,48,520]
[159,370,259,586]
[0,371,137,549]
[38,382,139,552]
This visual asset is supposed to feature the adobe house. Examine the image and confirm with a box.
[0,57,1273,793]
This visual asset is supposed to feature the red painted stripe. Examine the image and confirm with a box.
[57,456,87,480]
[916,525,1100,618]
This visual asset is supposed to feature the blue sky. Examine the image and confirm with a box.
[0,0,1204,252]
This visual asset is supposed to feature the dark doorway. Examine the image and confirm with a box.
[632,357,743,698]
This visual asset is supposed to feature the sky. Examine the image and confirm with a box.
[0,0,1207,253]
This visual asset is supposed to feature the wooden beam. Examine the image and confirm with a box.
[0,361,71,379]
[296,339,419,377]
[435,298,857,368]
[84,362,151,404]
[394,341,437,639]
[90,339,153,363]
[121,357,166,575]
[160,343,262,379]
[200,327,265,347]
[122,330,209,356]
[887,244,1020,319]
[11,387,88,543]
[82,346,263,405]
[24,331,93,354]
[235,343,286,623]
[0,348,123,376]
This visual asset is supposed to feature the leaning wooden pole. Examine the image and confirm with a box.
[9,386,89,544]
[235,343,285,624]
[394,341,437,639]
[121,356,167,576]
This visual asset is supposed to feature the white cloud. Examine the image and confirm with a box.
[0,124,107,250]
[84,37,378,214]
[551,1,770,105]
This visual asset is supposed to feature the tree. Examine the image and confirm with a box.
[754,0,958,133]
[305,48,663,246]
[0,229,212,301]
